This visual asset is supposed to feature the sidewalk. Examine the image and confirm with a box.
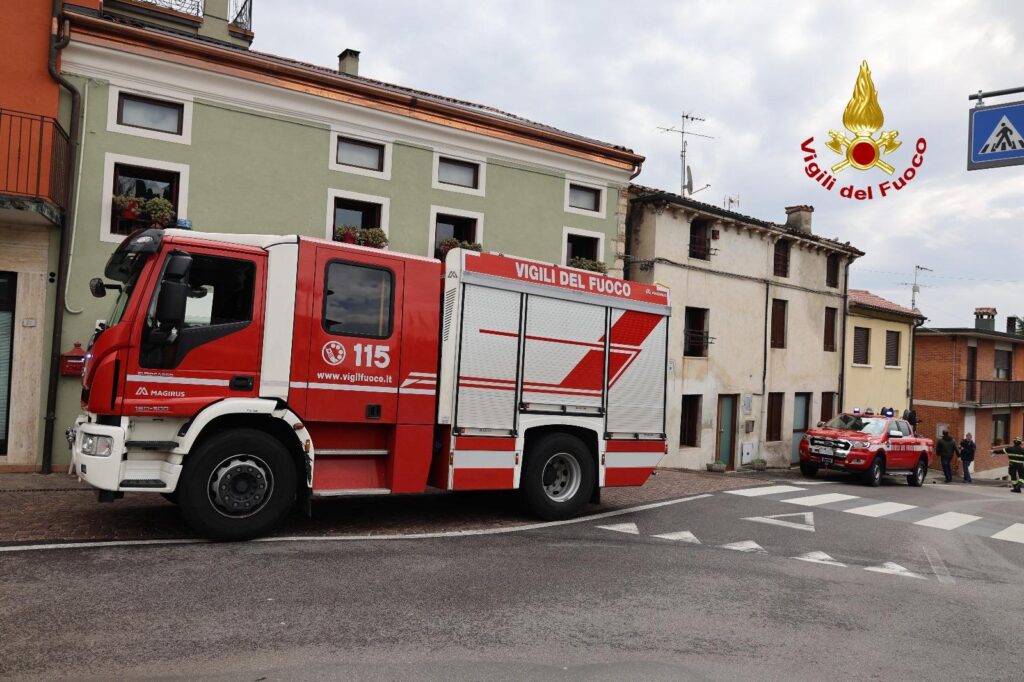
[0,469,760,545]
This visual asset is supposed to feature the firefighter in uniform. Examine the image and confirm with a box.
[995,437,1024,493]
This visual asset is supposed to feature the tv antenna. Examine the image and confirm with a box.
[897,264,932,312]
[658,112,713,197]
[723,193,740,210]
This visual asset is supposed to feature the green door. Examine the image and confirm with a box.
[792,392,811,463]
[717,395,736,467]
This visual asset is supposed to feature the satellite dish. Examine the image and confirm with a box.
[684,166,694,195]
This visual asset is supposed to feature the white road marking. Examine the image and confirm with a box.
[991,523,1024,544]
[743,512,815,532]
[719,540,767,554]
[778,480,830,485]
[922,546,956,585]
[780,492,859,507]
[914,512,981,530]
[652,530,701,544]
[726,485,807,497]
[864,562,926,579]
[598,522,639,535]
[792,551,846,567]
[0,493,715,554]
[844,502,917,518]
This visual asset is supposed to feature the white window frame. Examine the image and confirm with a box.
[428,205,485,258]
[431,150,486,197]
[564,177,606,218]
[561,226,606,266]
[106,84,193,145]
[328,126,393,180]
[326,188,391,241]
[100,153,190,244]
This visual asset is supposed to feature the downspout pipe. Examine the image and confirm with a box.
[837,259,850,412]
[42,0,81,474]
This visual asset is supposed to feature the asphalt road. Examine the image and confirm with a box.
[2,472,1022,681]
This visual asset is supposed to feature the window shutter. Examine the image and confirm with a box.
[767,393,784,441]
[824,307,837,352]
[826,254,839,288]
[853,327,870,364]
[773,240,790,277]
[771,299,787,348]
[820,392,835,422]
[885,330,900,366]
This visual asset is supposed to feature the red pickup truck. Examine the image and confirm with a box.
[798,413,934,487]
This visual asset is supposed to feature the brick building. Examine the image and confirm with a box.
[913,307,1024,477]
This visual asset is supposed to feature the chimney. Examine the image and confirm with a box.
[784,205,814,233]
[1008,316,1022,335]
[974,307,997,331]
[338,49,360,76]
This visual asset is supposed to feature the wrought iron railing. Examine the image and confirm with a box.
[961,380,1024,405]
[0,109,71,211]
[683,330,713,357]
[134,0,204,16]
[230,0,252,30]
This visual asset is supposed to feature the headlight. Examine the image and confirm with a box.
[850,441,871,448]
[80,433,113,457]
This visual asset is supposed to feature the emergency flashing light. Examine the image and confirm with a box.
[853,407,861,414]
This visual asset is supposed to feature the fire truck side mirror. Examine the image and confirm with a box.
[154,252,192,328]
[89,278,107,298]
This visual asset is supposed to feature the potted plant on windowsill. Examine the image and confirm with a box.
[113,195,144,220]
[568,256,607,274]
[752,458,768,471]
[143,197,176,228]
[361,227,389,249]
[706,460,727,473]
[435,237,463,260]
[334,225,360,244]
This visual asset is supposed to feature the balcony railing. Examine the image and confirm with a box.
[961,380,1024,405]
[0,109,71,212]
[230,0,252,30]
[132,0,203,16]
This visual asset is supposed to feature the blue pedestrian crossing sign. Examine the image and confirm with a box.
[968,100,1024,170]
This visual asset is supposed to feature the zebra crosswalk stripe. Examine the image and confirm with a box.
[844,502,916,518]
[914,512,981,530]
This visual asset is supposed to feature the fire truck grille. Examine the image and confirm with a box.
[808,436,852,458]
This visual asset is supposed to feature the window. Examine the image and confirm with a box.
[434,213,479,258]
[117,93,183,135]
[568,183,601,212]
[853,326,871,364]
[993,413,1010,445]
[824,307,837,352]
[897,420,913,437]
[111,163,179,236]
[770,299,787,349]
[683,307,709,357]
[680,395,701,447]
[334,197,382,232]
[689,219,711,260]
[323,262,393,338]
[437,157,480,189]
[826,254,840,288]
[767,392,784,441]
[773,239,791,277]
[337,137,384,172]
[995,349,1012,380]
[566,232,599,262]
[820,392,836,423]
[885,330,901,367]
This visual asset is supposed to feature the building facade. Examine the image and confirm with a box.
[843,289,923,415]
[913,308,1024,477]
[627,190,862,470]
[2,0,644,470]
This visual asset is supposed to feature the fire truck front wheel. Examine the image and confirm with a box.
[521,433,596,520]
[177,429,297,541]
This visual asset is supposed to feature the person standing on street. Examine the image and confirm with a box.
[994,437,1024,493]
[959,433,976,483]
[936,430,959,483]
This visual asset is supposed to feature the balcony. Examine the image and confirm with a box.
[0,110,71,225]
[230,0,252,31]
[960,380,1024,406]
[115,0,203,18]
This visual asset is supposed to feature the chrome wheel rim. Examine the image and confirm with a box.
[541,452,582,502]
[208,454,274,519]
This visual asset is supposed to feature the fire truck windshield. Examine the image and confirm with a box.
[825,414,888,435]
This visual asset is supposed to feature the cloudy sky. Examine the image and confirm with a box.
[254,1,1023,327]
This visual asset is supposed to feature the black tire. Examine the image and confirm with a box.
[520,433,596,521]
[907,457,927,487]
[800,462,818,478]
[161,491,179,505]
[865,455,884,487]
[177,429,297,541]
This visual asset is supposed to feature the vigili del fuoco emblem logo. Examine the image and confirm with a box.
[801,61,926,200]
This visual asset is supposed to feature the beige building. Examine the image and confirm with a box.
[626,188,862,469]
[843,290,923,415]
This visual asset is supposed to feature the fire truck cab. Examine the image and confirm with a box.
[70,229,670,539]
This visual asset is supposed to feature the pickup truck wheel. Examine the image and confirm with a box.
[521,433,595,521]
[160,491,179,505]
[865,456,884,487]
[177,429,296,541]
[799,462,818,478]
[907,458,927,487]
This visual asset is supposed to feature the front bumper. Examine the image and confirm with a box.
[69,416,182,493]
[802,450,872,471]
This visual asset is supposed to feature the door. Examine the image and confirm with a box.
[0,272,14,455]
[304,248,403,423]
[792,392,811,463]
[716,395,736,467]
[966,346,977,401]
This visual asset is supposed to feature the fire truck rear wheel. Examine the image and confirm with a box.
[178,429,297,541]
[521,433,596,520]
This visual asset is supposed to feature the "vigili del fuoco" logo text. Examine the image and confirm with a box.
[800,61,926,201]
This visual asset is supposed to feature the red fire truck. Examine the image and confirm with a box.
[69,229,670,539]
